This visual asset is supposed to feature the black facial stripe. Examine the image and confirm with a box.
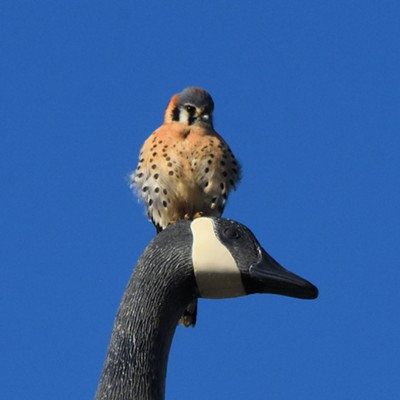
[172,106,180,122]
[188,115,196,125]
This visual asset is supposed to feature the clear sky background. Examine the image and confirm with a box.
[1,1,399,399]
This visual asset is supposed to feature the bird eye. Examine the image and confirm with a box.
[223,227,240,240]
[185,105,195,113]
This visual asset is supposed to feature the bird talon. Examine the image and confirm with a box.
[183,212,203,221]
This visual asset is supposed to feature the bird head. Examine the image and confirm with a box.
[165,87,215,128]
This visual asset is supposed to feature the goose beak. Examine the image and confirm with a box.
[249,248,318,299]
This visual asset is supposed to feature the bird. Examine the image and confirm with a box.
[130,87,241,327]
[95,217,318,400]
[130,87,241,233]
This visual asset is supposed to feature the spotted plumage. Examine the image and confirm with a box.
[131,87,241,233]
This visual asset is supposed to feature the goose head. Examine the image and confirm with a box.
[154,216,318,302]
[96,217,317,400]
[187,217,318,300]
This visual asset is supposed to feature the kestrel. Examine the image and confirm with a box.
[131,87,241,233]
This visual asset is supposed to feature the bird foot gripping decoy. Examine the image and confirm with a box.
[184,211,204,220]
[95,218,318,400]
[130,87,241,326]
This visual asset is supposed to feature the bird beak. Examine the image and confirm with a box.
[248,248,318,299]
[200,114,211,123]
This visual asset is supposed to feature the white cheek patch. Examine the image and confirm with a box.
[179,109,189,124]
[191,218,246,299]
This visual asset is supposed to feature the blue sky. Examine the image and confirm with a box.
[1,1,399,399]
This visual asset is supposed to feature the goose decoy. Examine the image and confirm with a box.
[95,217,318,400]
[130,87,241,327]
